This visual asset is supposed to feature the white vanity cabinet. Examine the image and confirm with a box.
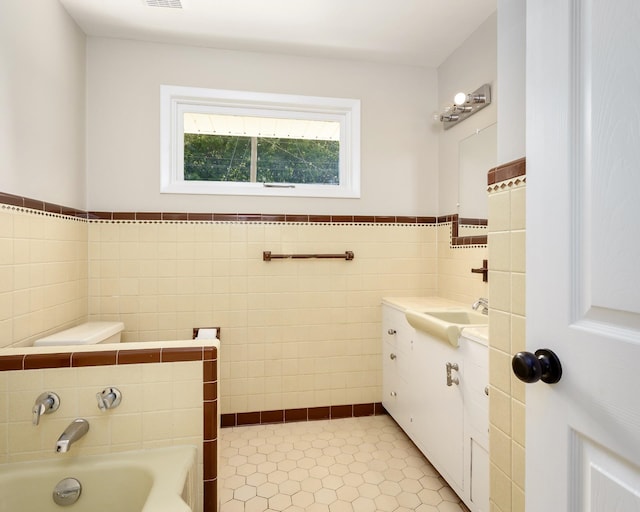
[381,302,489,512]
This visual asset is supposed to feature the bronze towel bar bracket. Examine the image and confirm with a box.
[471,259,489,282]
[263,251,355,261]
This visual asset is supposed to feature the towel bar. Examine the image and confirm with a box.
[263,251,354,261]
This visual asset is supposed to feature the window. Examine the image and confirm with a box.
[160,86,360,198]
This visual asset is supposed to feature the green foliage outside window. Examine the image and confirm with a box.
[184,134,339,185]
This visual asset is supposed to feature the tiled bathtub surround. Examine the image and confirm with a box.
[0,341,218,512]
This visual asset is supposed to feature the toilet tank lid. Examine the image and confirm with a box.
[34,322,125,345]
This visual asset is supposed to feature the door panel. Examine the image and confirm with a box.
[526,0,640,510]
[573,433,640,511]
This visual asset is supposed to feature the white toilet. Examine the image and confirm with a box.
[33,322,125,347]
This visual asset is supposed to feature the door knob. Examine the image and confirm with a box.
[512,349,562,384]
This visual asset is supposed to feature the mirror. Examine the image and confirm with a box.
[458,123,497,219]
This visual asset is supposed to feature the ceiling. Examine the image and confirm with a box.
[58,0,496,68]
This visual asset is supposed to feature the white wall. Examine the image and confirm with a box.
[437,12,497,217]
[497,0,526,164]
[0,0,86,209]
[86,39,439,216]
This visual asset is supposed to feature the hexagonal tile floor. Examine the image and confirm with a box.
[219,414,470,512]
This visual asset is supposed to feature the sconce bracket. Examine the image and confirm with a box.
[441,83,492,130]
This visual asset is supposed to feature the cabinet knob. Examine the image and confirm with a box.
[389,353,397,360]
[390,391,397,397]
[484,386,489,396]
[387,329,397,335]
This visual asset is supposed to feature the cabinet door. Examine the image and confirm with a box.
[381,306,413,432]
[411,331,464,491]
[461,339,489,449]
[382,339,410,428]
[460,337,489,512]
[470,440,489,512]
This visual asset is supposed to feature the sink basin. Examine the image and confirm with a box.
[405,308,488,347]
[417,310,488,325]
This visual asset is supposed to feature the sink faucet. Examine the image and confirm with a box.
[55,419,89,453]
[472,297,489,315]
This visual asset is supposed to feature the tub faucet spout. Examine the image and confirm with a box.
[56,419,89,453]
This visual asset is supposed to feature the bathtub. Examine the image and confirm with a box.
[0,445,197,512]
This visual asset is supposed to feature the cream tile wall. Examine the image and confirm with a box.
[487,180,526,512]
[0,361,203,459]
[1,203,494,421]
[436,222,488,305]
[0,206,88,348]
[0,361,204,510]
[87,221,438,414]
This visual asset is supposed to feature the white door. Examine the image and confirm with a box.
[526,0,640,510]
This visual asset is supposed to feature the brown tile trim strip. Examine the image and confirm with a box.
[488,157,526,186]
[71,350,118,367]
[0,346,218,512]
[220,402,387,428]
[435,214,488,226]
[0,346,209,370]
[436,214,488,247]
[0,191,441,226]
[86,212,439,225]
[24,353,72,370]
[452,235,488,246]
[0,355,25,371]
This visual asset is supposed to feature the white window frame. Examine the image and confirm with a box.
[160,85,361,198]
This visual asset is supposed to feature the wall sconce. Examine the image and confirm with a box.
[439,83,491,130]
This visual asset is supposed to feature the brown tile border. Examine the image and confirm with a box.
[260,409,285,424]
[0,345,218,512]
[162,346,205,362]
[221,402,387,428]
[488,157,526,185]
[0,355,25,371]
[453,235,488,246]
[71,350,118,367]
[0,191,445,226]
[117,349,161,365]
[237,411,261,426]
[1,346,209,371]
[285,408,308,423]
[24,352,72,370]
[437,214,488,247]
[353,403,375,417]
[308,406,331,421]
